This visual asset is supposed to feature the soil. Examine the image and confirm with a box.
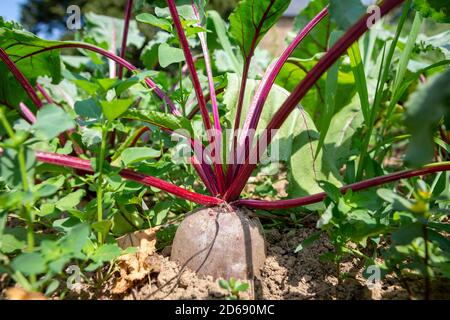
[74,223,450,300]
[3,218,449,300]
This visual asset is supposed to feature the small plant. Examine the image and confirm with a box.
[219,278,249,300]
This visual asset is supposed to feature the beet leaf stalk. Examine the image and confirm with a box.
[166,0,212,134]
[191,0,226,194]
[19,102,36,124]
[0,48,43,110]
[118,0,134,79]
[234,6,329,177]
[224,0,406,201]
[235,162,450,209]
[33,151,223,206]
[167,0,224,195]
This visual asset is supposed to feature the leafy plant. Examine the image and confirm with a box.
[0,0,449,299]
[219,277,249,300]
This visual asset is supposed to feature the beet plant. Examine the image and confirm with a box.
[1,0,449,298]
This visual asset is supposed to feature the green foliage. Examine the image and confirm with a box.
[218,277,249,300]
[405,69,450,166]
[229,0,291,58]
[33,104,75,140]
[329,0,371,30]
[413,0,450,23]
[158,43,185,68]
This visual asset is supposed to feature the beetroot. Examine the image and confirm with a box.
[170,206,266,281]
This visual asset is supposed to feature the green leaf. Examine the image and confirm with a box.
[376,189,413,211]
[100,99,134,121]
[405,69,450,166]
[91,221,112,241]
[208,10,241,74]
[0,148,36,189]
[91,243,122,263]
[150,201,171,226]
[218,279,229,290]
[324,97,364,167]
[316,30,343,157]
[317,203,334,229]
[55,189,85,211]
[0,21,62,107]
[293,0,331,58]
[348,42,370,123]
[121,147,161,167]
[33,104,75,140]
[229,0,291,58]
[236,283,249,292]
[122,110,193,135]
[34,176,65,198]
[158,43,185,68]
[0,234,25,253]
[136,13,172,32]
[329,0,370,30]
[141,31,172,70]
[61,223,90,254]
[74,98,102,120]
[413,0,450,23]
[45,279,60,296]
[11,253,46,275]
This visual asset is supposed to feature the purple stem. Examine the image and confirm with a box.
[33,151,223,206]
[234,6,329,174]
[235,162,450,209]
[167,0,212,133]
[228,0,279,180]
[122,113,218,195]
[118,0,134,79]
[191,1,226,194]
[16,43,181,116]
[19,102,36,124]
[167,0,220,194]
[224,0,405,201]
[0,48,43,109]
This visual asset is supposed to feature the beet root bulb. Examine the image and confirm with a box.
[170,206,266,281]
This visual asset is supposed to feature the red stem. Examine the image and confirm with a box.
[191,1,226,194]
[122,113,218,195]
[19,102,36,124]
[167,0,220,194]
[0,48,43,110]
[228,0,278,180]
[167,0,212,133]
[224,0,405,201]
[33,151,223,206]
[235,163,450,209]
[16,42,180,116]
[130,126,151,147]
[235,6,329,174]
[118,0,134,79]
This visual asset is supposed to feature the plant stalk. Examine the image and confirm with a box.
[96,125,109,244]
[118,0,134,79]
[235,161,450,209]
